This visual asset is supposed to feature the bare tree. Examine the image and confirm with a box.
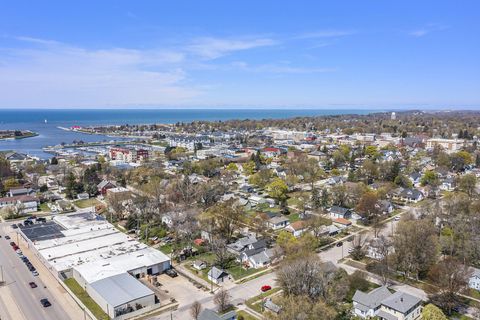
[369,235,392,284]
[428,257,473,315]
[350,234,368,261]
[211,238,233,269]
[213,288,231,313]
[276,254,335,300]
[190,301,202,320]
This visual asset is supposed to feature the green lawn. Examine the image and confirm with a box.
[245,288,282,313]
[39,202,51,212]
[228,265,266,280]
[64,278,110,320]
[236,310,259,320]
[184,251,265,281]
[288,213,300,223]
[73,198,101,208]
[159,244,173,254]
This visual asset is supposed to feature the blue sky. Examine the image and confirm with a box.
[0,1,479,109]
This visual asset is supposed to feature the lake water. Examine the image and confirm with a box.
[0,108,373,158]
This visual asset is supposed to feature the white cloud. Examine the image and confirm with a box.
[409,24,449,37]
[296,30,356,39]
[187,37,277,59]
[0,40,198,107]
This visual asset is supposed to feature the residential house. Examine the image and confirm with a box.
[192,260,207,271]
[376,200,394,215]
[97,180,117,195]
[0,195,39,214]
[409,172,422,187]
[266,215,290,230]
[307,151,327,162]
[398,188,424,203]
[469,267,480,291]
[207,267,229,284]
[377,291,422,320]
[285,221,308,238]
[261,147,282,158]
[242,248,277,269]
[353,286,423,320]
[353,286,392,318]
[8,187,34,197]
[440,177,456,191]
[263,298,281,314]
[77,192,90,200]
[198,308,237,320]
[329,206,352,220]
[333,217,352,229]
[326,176,346,186]
[226,235,259,256]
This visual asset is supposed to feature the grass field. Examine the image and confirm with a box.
[64,278,110,320]
[236,310,259,320]
[73,198,101,208]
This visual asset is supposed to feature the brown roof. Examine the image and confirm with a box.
[0,195,39,204]
[288,220,307,231]
[333,218,352,226]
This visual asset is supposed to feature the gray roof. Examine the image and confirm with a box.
[264,298,281,313]
[89,273,154,307]
[471,267,480,278]
[248,250,271,265]
[399,188,423,200]
[198,308,237,320]
[208,267,228,280]
[330,206,350,215]
[352,286,392,309]
[226,236,257,252]
[269,215,289,224]
[377,310,399,320]
[381,291,421,314]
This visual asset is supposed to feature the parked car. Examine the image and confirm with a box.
[261,285,272,292]
[394,216,401,221]
[5,235,10,240]
[11,224,18,229]
[336,241,343,247]
[29,282,37,288]
[165,268,178,278]
[9,241,15,246]
[40,299,51,307]
[32,270,39,276]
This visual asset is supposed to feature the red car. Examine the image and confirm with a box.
[261,285,271,292]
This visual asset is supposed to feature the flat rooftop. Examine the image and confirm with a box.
[74,247,170,284]
[20,221,65,242]
[22,212,170,278]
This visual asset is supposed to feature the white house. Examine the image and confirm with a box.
[266,215,290,230]
[285,221,307,238]
[469,267,480,291]
[353,286,423,320]
[207,267,229,284]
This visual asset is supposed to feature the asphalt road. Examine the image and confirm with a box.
[0,224,72,320]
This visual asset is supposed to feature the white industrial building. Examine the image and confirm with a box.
[87,273,156,319]
[19,212,170,319]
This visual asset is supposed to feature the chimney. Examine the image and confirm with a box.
[400,297,404,302]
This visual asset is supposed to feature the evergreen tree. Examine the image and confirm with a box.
[311,187,321,209]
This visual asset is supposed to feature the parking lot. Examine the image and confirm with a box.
[0,220,84,320]
[150,273,212,306]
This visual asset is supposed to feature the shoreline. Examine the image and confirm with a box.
[0,131,38,141]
